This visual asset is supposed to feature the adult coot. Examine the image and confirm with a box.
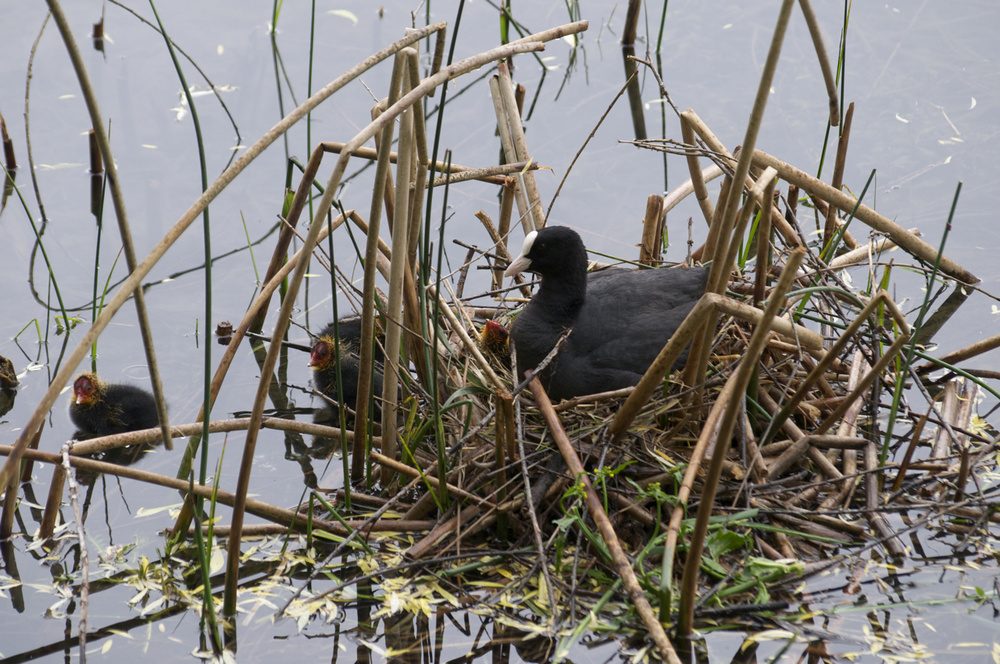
[503,226,709,400]
[69,372,160,437]
[309,317,384,416]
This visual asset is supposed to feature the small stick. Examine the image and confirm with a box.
[753,177,776,306]
[639,194,664,265]
[823,101,853,247]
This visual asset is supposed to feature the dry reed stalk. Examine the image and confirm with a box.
[823,102,855,247]
[529,377,682,664]
[753,175,778,307]
[679,105,717,227]
[711,294,826,350]
[948,380,977,502]
[812,333,909,439]
[407,504,482,560]
[493,395,511,539]
[251,142,329,332]
[920,335,1000,371]
[319,142,536,185]
[680,168,737,404]
[679,111,803,250]
[699,0,794,313]
[678,246,803,636]
[698,169,731,269]
[45,0,173,456]
[371,101,398,233]
[827,229,915,270]
[498,177,516,262]
[39,464,66,539]
[369,452,497,510]
[488,76,534,234]
[380,67,417,484]
[508,21,590,47]
[663,163,722,224]
[751,149,979,284]
[720,167,778,276]
[353,56,408,483]
[496,63,545,230]
[69,416,380,458]
[2,445,427,535]
[931,381,961,460]
[399,50,431,388]
[429,162,539,186]
[796,0,840,126]
[863,439,906,556]
[0,21,448,497]
[892,397,934,495]
[639,194,664,265]
[401,44,430,271]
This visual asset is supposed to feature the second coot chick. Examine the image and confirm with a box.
[309,318,384,416]
[503,226,709,401]
[69,372,160,437]
[479,319,512,370]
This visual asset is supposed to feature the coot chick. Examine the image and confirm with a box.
[479,319,511,370]
[310,318,384,416]
[503,226,709,400]
[69,372,160,437]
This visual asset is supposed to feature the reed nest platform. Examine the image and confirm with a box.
[4,14,998,662]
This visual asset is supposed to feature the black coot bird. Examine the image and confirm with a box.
[309,318,384,416]
[69,372,160,437]
[503,226,709,401]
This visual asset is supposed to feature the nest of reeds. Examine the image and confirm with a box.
[6,14,997,662]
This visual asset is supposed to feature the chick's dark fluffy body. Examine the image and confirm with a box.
[69,373,159,437]
[310,318,384,415]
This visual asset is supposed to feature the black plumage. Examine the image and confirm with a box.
[504,226,709,401]
[309,317,384,416]
[69,372,160,437]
